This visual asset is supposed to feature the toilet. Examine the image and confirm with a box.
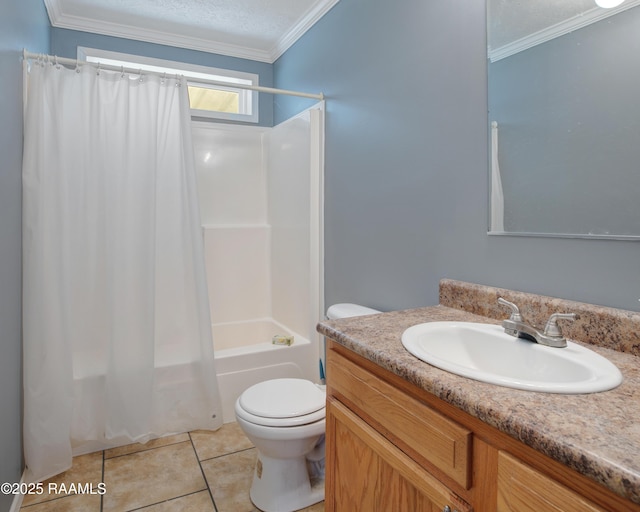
[326,302,381,320]
[235,303,380,512]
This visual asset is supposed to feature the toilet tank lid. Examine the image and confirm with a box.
[326,303,381,320]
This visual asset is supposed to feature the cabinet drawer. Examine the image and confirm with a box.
[328,398,472,512]
[327,346,472,489]
[497,451,606,512]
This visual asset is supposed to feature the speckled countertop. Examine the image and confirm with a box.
[317,281,640,505]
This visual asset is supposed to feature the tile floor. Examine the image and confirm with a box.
[20,423,325,512]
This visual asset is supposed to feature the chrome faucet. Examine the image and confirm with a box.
[497,297,578,348]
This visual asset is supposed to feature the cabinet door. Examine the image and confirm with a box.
[497,451,606,512]
[328,345,472,488]
[326,398,471,512]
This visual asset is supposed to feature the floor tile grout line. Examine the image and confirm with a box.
[188,431,220,512]
[104,437,192,460]
[103,437,210,512]
[198,445,256,464]
[19,494,72,510]
[19,450,107,511]
[20,428,265,512]
[96,437,206,512]
[123,489,211,512]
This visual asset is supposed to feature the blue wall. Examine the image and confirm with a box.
[51,28,275,127]
[274,0,640,312]
[0,0,50,508]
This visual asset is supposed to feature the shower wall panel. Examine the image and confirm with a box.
[193,107,323,361]
[267,111,313,340]
[192,123,268,226]
[203,226,271,323]
[193,122,271,324]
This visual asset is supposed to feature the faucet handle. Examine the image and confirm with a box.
[543,313,578,338]
[498,297,523,322]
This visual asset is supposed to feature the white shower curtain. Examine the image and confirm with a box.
[22,60,222,483]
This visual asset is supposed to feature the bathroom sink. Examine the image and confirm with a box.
[401,321,622,393]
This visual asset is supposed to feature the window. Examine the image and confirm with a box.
[78,47,259,123]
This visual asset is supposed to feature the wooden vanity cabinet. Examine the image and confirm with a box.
[325,340,640,512]
[327,399,471,512]
[497,451,605,512]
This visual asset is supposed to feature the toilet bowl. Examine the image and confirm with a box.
[235,303,381,512]
[235,378,326,512]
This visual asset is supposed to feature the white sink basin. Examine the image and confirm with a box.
[401,321,622,394]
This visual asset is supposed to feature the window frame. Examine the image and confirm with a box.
[77,47,259,123]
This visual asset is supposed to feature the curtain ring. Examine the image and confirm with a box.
[120,65,125,79]
[138,69,143,83]
[96,62,101,76]
[161,72,166,85]
[54,55,60,69]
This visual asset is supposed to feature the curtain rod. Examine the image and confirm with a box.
[23,50,324,101]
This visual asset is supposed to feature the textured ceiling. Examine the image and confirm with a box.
[44,0,339,62]
[44,0,637,63]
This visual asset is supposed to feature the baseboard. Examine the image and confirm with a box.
[8,472,26,512]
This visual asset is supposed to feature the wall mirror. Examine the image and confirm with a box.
[487,0,640,239]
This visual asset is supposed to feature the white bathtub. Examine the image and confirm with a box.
[213,318,319,423]
[65,317,318,457]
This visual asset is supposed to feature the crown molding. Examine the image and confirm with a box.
[489,0,640,62]
[44,0,339,64]
[269,0,340,61]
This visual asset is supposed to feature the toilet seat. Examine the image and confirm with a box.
[236,405,325,427]
[236,378,326,427]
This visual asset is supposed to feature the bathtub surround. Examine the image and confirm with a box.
[196,107,324,421]
[22,60,222,483]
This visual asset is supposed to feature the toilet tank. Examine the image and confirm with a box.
[326,303,381,320]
